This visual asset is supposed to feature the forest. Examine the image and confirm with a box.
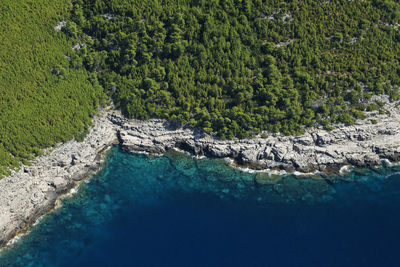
[0,0,104,176]
[68,0,400,139]
[1,0,400,176]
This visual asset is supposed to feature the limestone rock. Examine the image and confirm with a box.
[113,100,400,174]
[0,111,118,247]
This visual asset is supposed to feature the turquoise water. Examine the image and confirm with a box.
[1,147,400,266]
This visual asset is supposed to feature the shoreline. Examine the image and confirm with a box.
[1,99,400,248]
[112,97,400,174]
[0,110,118,248]
[1,148,113,251]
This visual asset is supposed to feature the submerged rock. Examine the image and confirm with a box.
[255,173,283,185]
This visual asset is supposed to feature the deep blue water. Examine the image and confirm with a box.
[1,147,400,267]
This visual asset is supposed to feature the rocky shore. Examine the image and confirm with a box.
[0,111,118,247]
[1,99,400,247]
[112,99,400,174]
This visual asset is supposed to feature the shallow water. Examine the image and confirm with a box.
[1,147,400,267]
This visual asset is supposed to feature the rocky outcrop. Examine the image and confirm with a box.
[1,99,400,247]
[0,111,118,247]
[110,99,400,174]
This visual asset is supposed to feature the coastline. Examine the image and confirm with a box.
[112,97,400,174]
[0,110,118,248]
[1,99,400,248]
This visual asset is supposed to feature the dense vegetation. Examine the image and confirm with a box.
[0,0,104,176]
[1,0,400,176]
[69,0,400,139]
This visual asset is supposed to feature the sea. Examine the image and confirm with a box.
[1,146,400,267]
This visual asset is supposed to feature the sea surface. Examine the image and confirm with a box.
[1,147,400,267]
